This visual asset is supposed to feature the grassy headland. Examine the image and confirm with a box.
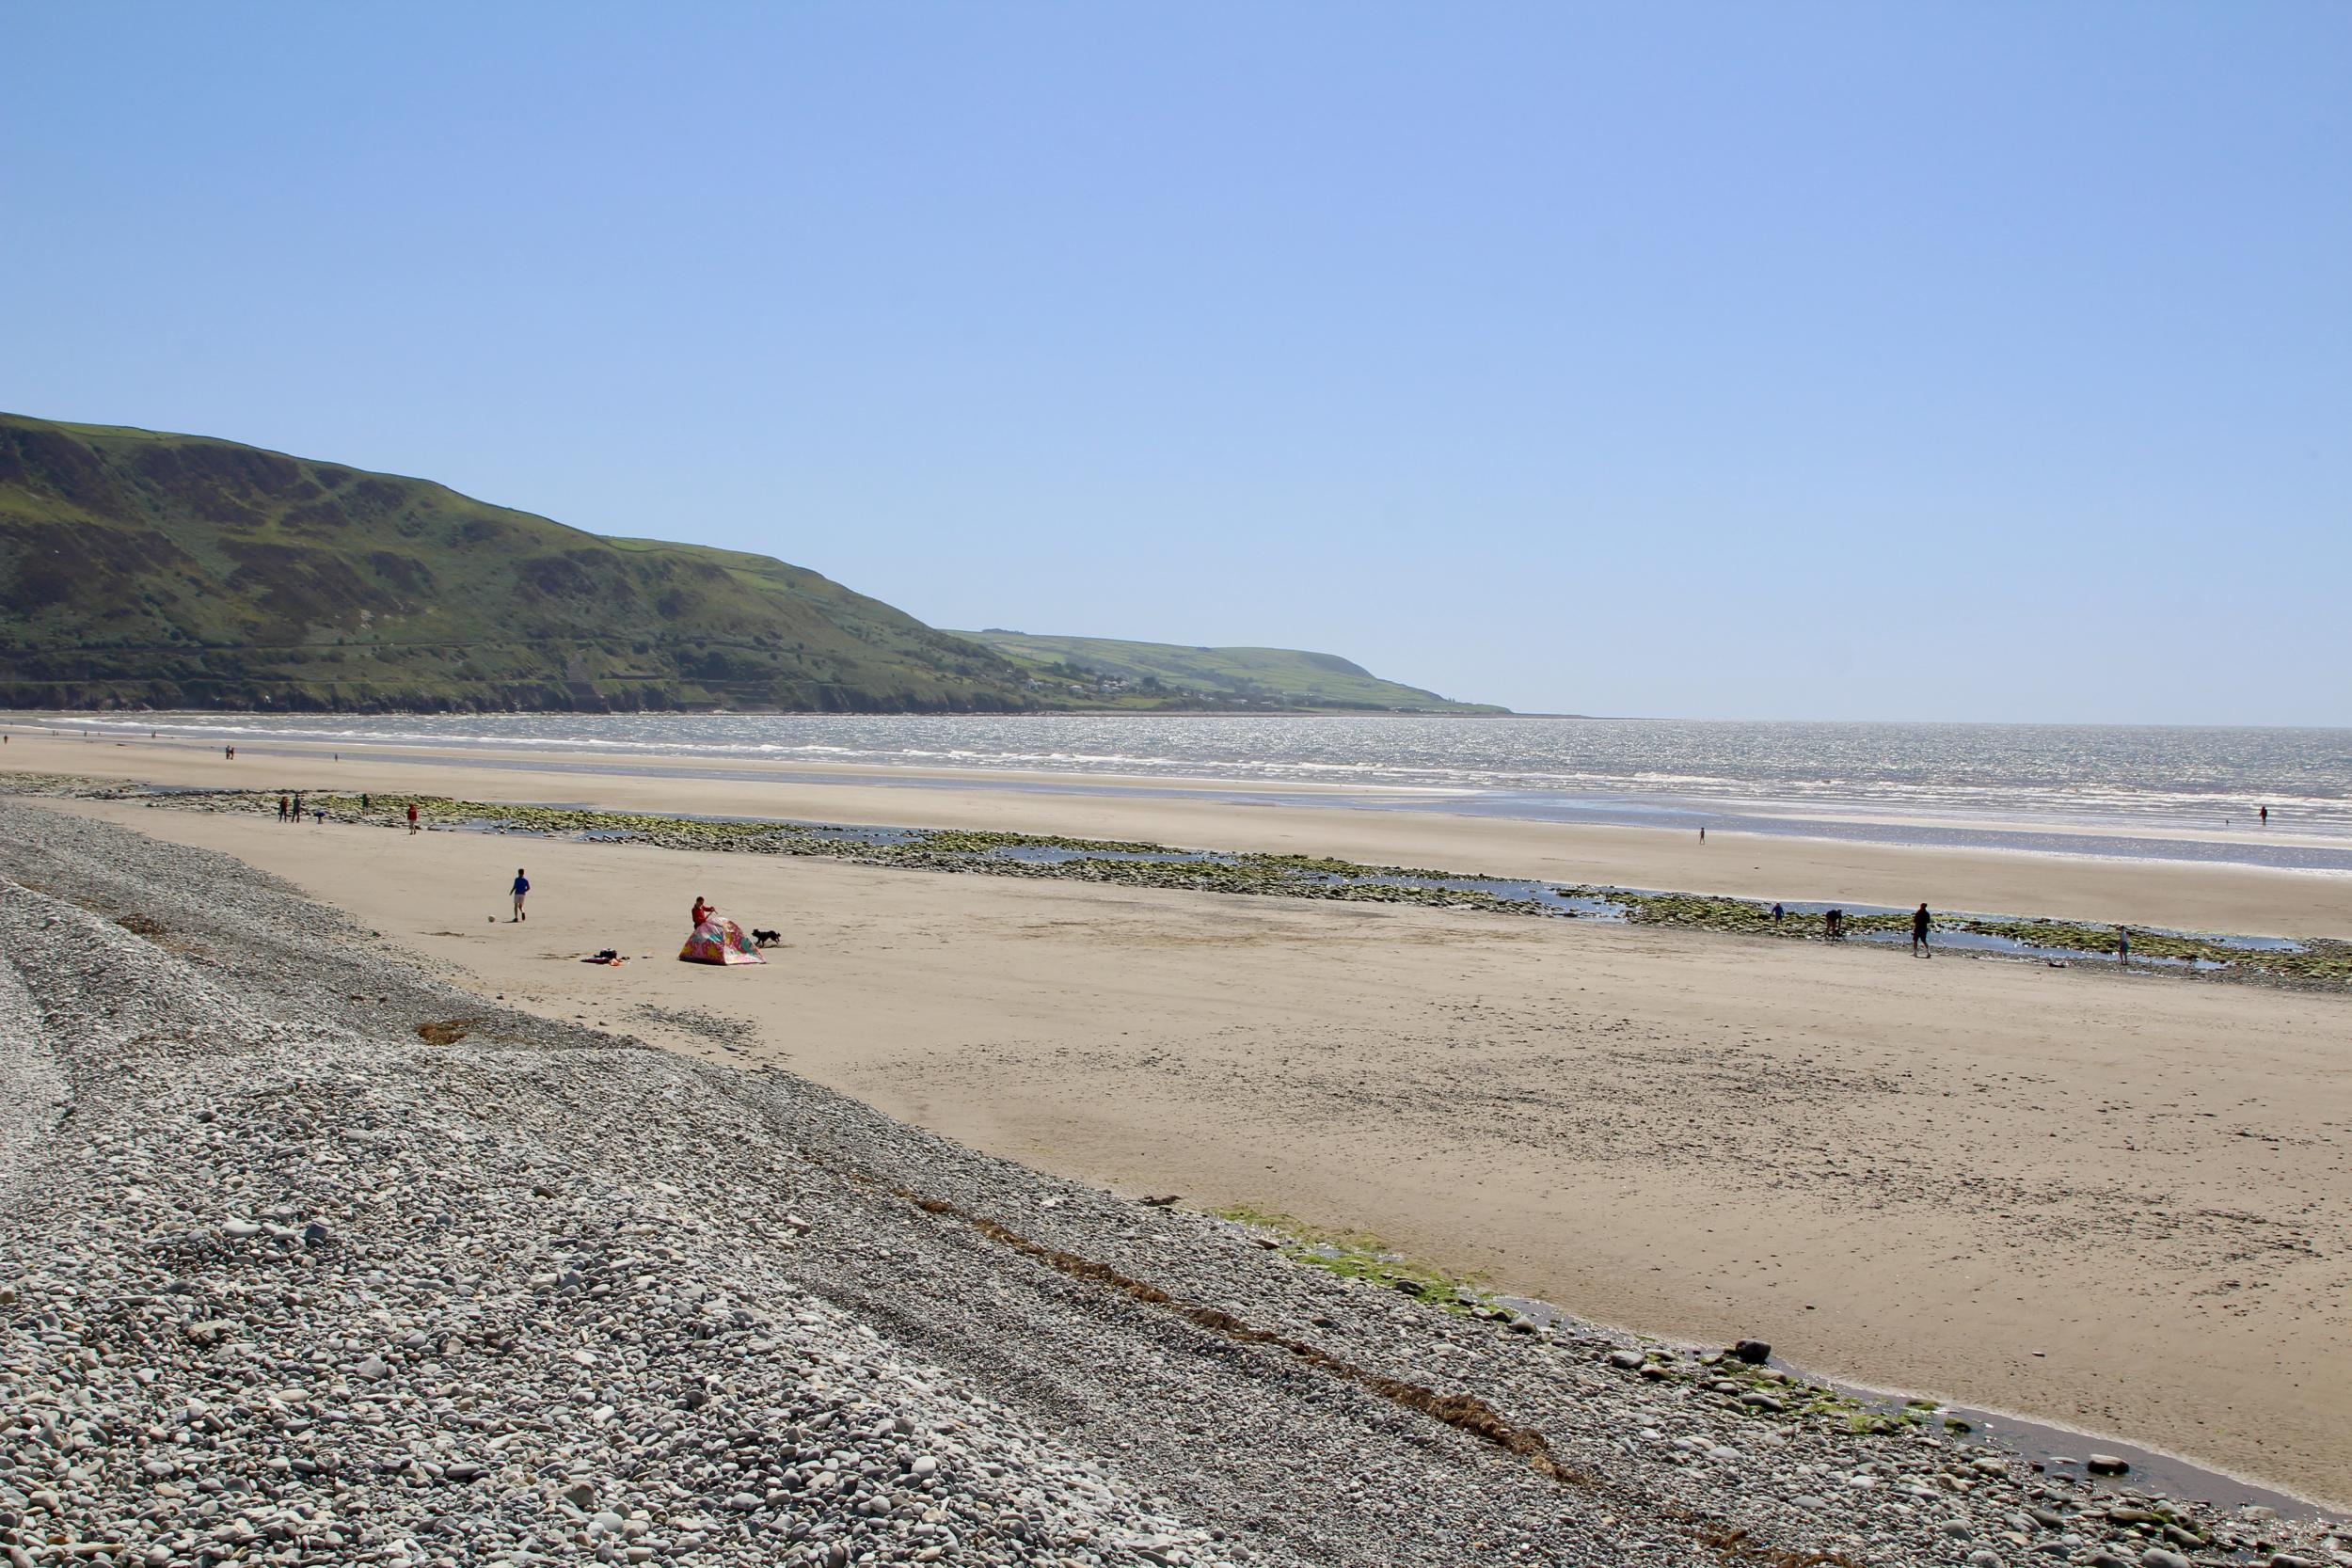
[0,413,1034,713]
[0,413,1510,717]
[948,628,1507,713]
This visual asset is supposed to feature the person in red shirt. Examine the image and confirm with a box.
[405,802,420,833]
[691,895,713,927]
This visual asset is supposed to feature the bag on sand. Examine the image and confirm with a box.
[678,918,765,965]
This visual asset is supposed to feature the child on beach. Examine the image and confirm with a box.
[511,869,531,922]
[406,802,420,833]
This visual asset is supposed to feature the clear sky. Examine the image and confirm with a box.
[5,3,2346,722]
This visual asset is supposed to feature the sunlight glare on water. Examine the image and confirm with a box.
[38,713,2352,859]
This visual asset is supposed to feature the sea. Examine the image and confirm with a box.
[25,713,2352,874]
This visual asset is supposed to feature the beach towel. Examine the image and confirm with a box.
[678,918,765,965]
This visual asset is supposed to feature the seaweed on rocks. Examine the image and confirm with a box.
[112,785,2351,989]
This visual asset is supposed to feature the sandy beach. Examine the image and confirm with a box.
[31,799,2351,1567]
[8,730,2350,936]
[11,737,2351,1507]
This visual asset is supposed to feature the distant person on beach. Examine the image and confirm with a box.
[2117,927,2131,966]
[510,869,531,922]
[361,793,371,813]
[291,794,303,825]
[406,802,420,833]
[312,807,324,826]
[1824,908,1843,940]
[2261,805,2268,826]
[1911,902,1932,956]
[277,794,290,822]
[1698,827,1706,844]
[1772,903,1785,924]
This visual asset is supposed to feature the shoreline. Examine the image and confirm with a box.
[6,735,2349,937]
[14,752,2352,1508]
[16,714,2351,873]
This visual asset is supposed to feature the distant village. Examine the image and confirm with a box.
[1019,664,1295,708]
[1025,672,1136,696]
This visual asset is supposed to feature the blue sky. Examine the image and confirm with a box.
[5,3,2345,721]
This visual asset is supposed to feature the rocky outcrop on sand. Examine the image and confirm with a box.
[0,801,2343,1567]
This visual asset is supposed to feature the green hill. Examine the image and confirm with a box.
[948,629,1505,713]
[0,413,1031,713]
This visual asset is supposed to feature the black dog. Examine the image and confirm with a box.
[751,928,782,948]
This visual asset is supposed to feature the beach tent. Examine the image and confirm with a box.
[678,918,765,965]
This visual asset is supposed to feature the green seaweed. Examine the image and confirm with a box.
[1209,1206,1498,1315]
[146,788,2352,988]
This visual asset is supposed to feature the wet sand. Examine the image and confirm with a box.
[8,732,2349,937]
[30,763,2352,1508]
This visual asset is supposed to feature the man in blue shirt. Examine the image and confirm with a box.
[510,869,531,923]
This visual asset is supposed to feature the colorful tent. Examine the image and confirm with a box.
[678,918,765,965]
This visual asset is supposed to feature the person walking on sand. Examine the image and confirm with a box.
[2260,805,2268,826]
[1911,901,1932,957]
[277,794,290,823]
[510,868,531,922]
[406,801,420,833]
[2117,927,2131,968]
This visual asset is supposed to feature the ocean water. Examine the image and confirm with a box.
[28,713,2352,871]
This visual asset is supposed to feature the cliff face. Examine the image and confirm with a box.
[0,413,1028,713]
